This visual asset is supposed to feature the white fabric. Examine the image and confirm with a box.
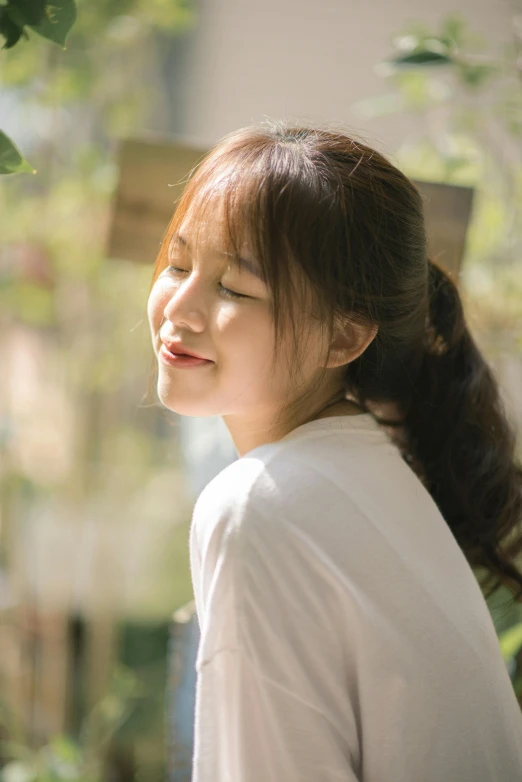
[189,413,522,781]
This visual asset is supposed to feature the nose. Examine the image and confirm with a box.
[162,274,206,332]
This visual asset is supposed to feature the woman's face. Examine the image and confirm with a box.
[147,198,340,455]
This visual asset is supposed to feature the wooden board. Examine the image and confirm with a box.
[106,135,206,265]
[412,179,474,278]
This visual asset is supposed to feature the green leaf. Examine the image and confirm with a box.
[0,7,26,48]
[498,621,522,662]
[28,0,77,48]
[390,50,452,67]
[0,0,47,49]
[0,131,36,175]
[9,0,47,26]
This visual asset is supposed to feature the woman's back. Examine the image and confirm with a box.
[189,413,522,781]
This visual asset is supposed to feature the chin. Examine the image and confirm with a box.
[156,389,212,417]
[158,398,204,416]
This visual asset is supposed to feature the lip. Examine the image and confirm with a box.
[159,344,213,368]
[161,340,212,362]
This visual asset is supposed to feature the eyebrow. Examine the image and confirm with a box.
[171,232,265,282]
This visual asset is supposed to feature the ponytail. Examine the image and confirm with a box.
[384,259,522,602]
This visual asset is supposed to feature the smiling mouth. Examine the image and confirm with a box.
[159,344,213,367]
[164,348,212,361]
[160,339,212,361]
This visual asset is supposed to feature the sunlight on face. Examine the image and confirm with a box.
[148,196,314,422]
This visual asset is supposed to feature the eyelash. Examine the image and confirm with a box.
[164,266,248,300]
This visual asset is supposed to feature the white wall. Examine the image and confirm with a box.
[171,0,513,155]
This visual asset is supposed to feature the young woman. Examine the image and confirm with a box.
[147,120,522,781]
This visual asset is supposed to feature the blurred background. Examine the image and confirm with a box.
[1,0,522,779]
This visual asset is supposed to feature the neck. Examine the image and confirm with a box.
[307,391,364,423]
[225,393,364,458]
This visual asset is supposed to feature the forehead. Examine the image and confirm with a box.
[177,190,248,255]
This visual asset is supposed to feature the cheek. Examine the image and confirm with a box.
[147,285,167,330]
[217,307,268,346]
[217,310,277,376]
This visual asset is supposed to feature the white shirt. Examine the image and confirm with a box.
[189,413,522,781]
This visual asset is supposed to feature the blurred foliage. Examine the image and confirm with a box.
[0,0,197,778]
[0,665,144,781]
[0,0,76,49]
[0,0,195,172]
[0,0,196,588]
[353,13,522,360]
[0,0,77,173]
[498,619,522,704]
[487,584,522,706]
[499,621,522,664]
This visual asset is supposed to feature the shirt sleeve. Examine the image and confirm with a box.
[192,646,361,782]
[189,464,361,781]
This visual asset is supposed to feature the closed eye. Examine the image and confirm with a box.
[164,266,250,300]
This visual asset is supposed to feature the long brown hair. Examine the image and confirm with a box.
[149,119,522,602]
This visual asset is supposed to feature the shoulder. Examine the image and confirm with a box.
[191,450,282,549]
[190,423,394,559]
[190,435,325,570]
[191,431,328,530]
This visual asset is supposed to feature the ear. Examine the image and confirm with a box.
[324,316,379,369]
